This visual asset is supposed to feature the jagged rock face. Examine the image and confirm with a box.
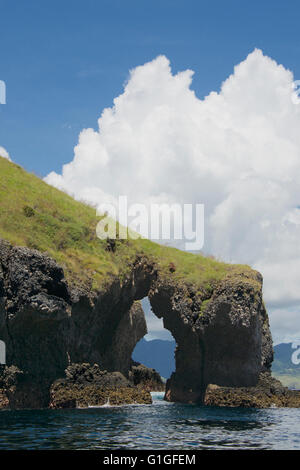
[204,372,300,408]
[96,301,147,376]
[49,363,152,408]
[130,362,165,392]
[0,240,155,407]
[149,274,272,403]
[0,240,72,407]
[0,238,273,408]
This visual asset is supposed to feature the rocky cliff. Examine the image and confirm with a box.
[204,372,300,408]
[0,240,154,408]
[49,363,152,408]
[0,236,277,408]
[1,157,298,409]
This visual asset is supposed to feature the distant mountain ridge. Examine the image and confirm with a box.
[132,338,176,379]
[273,343,300,372]
[133,339,300,389]
[273,342,300,389]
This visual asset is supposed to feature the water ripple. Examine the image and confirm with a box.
[0,393,299,449]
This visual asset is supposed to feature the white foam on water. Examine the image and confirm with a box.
[151,391,166,403]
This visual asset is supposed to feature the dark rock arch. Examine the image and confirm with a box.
[0,241,273,407]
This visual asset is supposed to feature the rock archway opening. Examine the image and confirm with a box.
[132,297,176,383]
[0,246,272,407]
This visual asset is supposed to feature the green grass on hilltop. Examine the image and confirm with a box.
[0,156,256,293]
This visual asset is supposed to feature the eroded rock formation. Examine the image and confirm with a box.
[149,274,273,403]
[130,362,165,392]
[0,238,279,408]
[49,363,152,408]
[204,372,300,408]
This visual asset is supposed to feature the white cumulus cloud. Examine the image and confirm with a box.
[45,49,300,342]
[0,146,11,161]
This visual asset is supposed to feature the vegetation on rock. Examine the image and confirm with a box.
[49,363,152,408]
[0,157,276,407]
[204,373,300,408]
[0,156,258,297]
[130,362,165,392]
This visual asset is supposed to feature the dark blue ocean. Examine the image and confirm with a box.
[0,392,299,450]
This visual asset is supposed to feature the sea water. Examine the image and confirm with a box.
[0,392,299,450]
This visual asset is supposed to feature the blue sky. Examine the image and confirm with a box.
[1,0,300,177]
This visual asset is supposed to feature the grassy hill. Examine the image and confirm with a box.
[0,156,256,293]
